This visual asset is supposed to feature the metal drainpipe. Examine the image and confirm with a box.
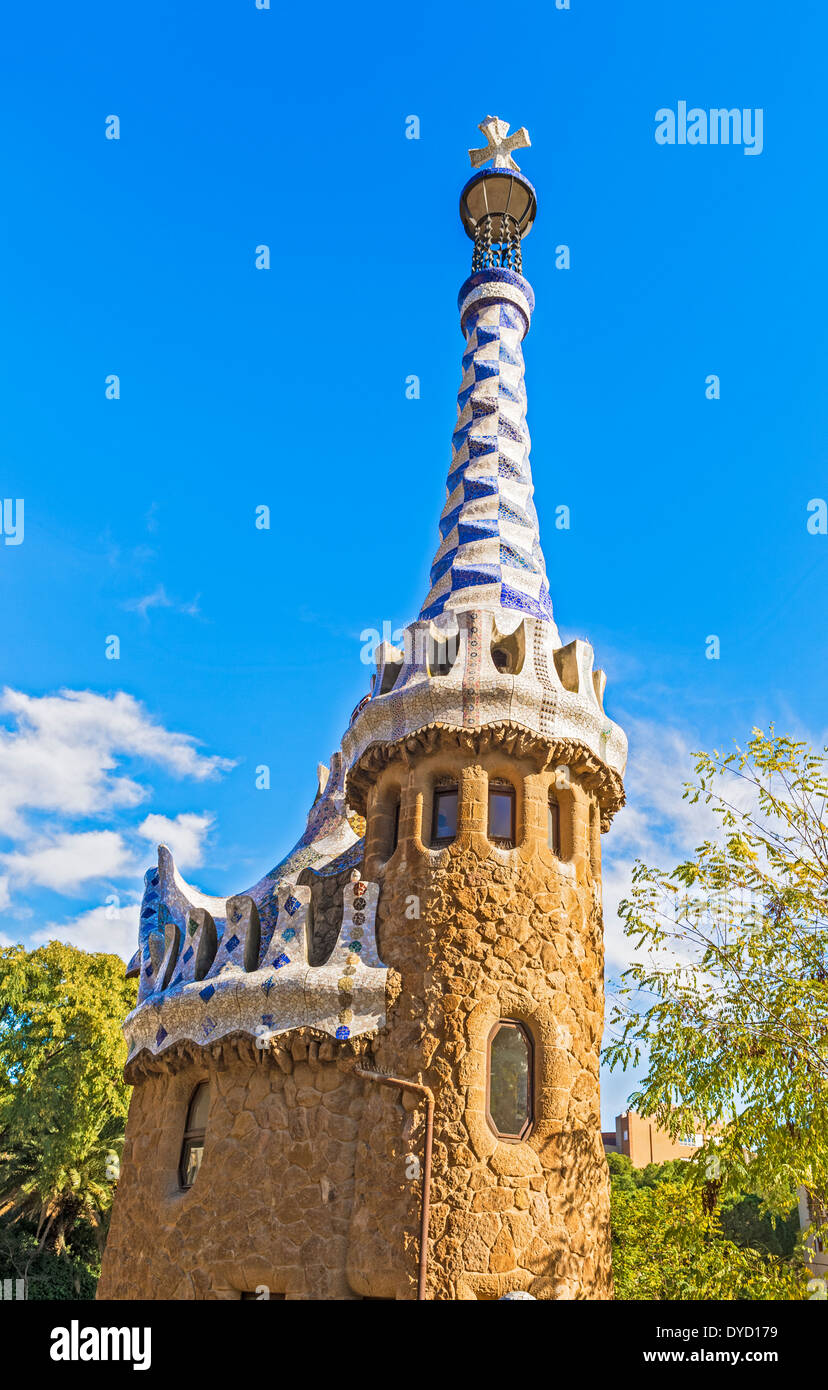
[354,1064,435,1301]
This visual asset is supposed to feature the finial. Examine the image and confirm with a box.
[469,115,531,172]
[459,118,537,274]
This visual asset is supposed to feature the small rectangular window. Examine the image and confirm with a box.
[547,798,560,855]
[431,787,458,844]
[392,800,400,851]
[488,786,515,847]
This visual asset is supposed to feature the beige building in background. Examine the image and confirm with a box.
[603,1111,704,1168]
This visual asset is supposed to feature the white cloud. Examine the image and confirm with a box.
[123,585,200,620]
[602,719,722,974]
[137,812,213,869]
[1,830,134,892]
[0,687,234,838]
[0,875,9,911]
[34,898,141,963]
[601,717,777,976]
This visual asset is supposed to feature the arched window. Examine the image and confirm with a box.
[179,1082,210,1189]
[547,796,560,855]
[487,1021,534,1140]
[488,781,515,847]
[431,784,458,846]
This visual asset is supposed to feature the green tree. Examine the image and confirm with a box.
[607,1152,700,1191]
[611,1179,806,1300]
[0,1216,100,1299]
[0,941,135,1267]
[605,728,828,1232]
[720,1192,799,1257]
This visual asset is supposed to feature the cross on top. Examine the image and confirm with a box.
[468,115,531,172]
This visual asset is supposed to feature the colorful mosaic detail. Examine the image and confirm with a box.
[533,619,557,735]
[123,871,387,1060]
[462,611,483,726]
[315,838,364,878]
[420,271,553,626]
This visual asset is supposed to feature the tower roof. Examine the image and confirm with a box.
[343,118,627,791]
[420,266,552,626]
[421,120,550,627]
[119,117,628,1067]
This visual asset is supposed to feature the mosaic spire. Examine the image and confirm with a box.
[420,122,552,625]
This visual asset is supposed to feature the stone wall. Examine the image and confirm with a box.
[97,1033,371,1300]
[345,726,614,1300]
[99,724,616,1301]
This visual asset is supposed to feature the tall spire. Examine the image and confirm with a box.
[420,118,552,626]
[342,118,627,792]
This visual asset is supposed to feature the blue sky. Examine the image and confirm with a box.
[1,0,826,1124]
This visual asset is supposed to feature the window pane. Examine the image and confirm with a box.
[187,1082,210,1131]
[489,789,514,842]
[181,1139,204,1188]
[434,789,457,840]
[547,799,560,854]
[489,1024,531,1137]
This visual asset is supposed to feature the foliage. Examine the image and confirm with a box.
[606,728,828,1226]
[607,1153,690,1191]
[611,1177,807,1300]
[608,1154,798,1256]
[0,940,135,1260]
[0,1215,99,1300]
[719,1191,799,1257]
[608,1154,803,1299]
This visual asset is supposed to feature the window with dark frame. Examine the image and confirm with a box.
[179,1081,210,1189]
[431,785,458,845]
[488,783,515,847]
[547,796,560,855]
[487,1021,533,1140]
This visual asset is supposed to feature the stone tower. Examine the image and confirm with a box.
[97,118,626,1302]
